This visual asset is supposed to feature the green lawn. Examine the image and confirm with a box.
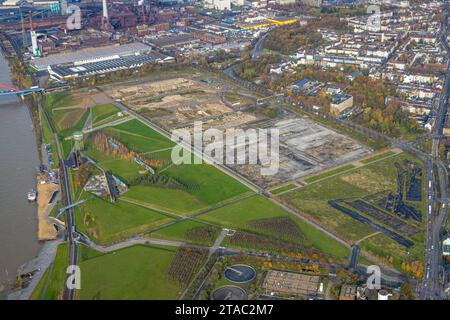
[198,195,349,260]
[149,219,221,246]
[45,93,89,138]
[30,244,69,300]
[109,119,175,152]
[360,151,396,164]
[83,144,143,182]
[86,119,251,206]
[45,92,77,112]
[92,104,120,127]
[271,183,298,195]
[280,153,426,270]
[77,245,183,299]
[163,162,250,206]
[124,185,208,215]
[304,164,355,184]
[75,193,175,245]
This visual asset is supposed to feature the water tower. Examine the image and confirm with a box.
[73,132,84,151]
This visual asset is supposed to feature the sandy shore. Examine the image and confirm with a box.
[36,174,58,240]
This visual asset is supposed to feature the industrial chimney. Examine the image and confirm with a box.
[101,0,113,31]
[102,0,109,19]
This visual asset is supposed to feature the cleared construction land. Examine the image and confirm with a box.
[108,75,258,130]
[227,117,371,188]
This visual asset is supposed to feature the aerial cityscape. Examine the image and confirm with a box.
[0,0,449,305]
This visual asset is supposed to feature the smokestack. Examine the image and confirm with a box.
[29,10,33,31]
[102,0,109,19]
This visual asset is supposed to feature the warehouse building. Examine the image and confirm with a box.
[48,51,172,81]
[30,42,152,71]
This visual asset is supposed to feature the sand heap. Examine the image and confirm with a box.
[37,174,59,240]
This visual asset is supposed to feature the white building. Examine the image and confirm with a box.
[205,0,231,10]
[231,0,244,5]
[275,0,295,4]
[444,236,450,256]
[2,0,21,5]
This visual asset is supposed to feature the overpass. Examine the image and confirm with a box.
[0,83,43,97]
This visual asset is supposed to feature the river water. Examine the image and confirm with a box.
[0,53,41,294]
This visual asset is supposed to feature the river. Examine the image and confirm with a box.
[0,52,41,295]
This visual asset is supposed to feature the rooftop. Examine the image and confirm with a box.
[31,43,151,70]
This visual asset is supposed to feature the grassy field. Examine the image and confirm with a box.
[91,104,120,127]
[280,153,426,271]
[45,93,89,138]
[304,164,355,184]
[360,151,396,164]
[148,219,221,246]
[83,144,143,181]
[30,244,68,300]
[75,192,175,244]
[360,231,426,274]
[198,195,349,260]
[271,183,298,195]
[77,245,183,299]
[85,119,251,207]
[124,185,208,215]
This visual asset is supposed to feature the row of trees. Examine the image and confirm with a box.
[129,173,199,191]
[235,54,281,82]
[264,25,323,55]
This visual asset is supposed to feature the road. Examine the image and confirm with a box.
[39,95,78,300]
[420,3,450,300]
[251,31,270,59]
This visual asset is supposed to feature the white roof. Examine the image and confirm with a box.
[31,43,151,70]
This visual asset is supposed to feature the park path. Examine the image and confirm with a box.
[82,116,133,134]
[209,229,229,257]
[83,237,187,254]
[355,231,381,245]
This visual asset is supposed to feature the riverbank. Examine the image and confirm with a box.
[0,37,60,300]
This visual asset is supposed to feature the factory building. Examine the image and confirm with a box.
[48,51,172,81]
[237,16,298,30]
[30,42,152,71]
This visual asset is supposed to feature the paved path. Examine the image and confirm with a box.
[209,229,228,257]
[83,237,186,253]
[82,116,133,134]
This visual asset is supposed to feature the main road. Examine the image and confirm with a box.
[420,2,450,300]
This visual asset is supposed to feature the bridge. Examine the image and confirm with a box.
[55,200,86,219]
[0,83,43,97]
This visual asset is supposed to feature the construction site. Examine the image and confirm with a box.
[227,117,371,188]
[107,73,371,188]
[107,75,259,130]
